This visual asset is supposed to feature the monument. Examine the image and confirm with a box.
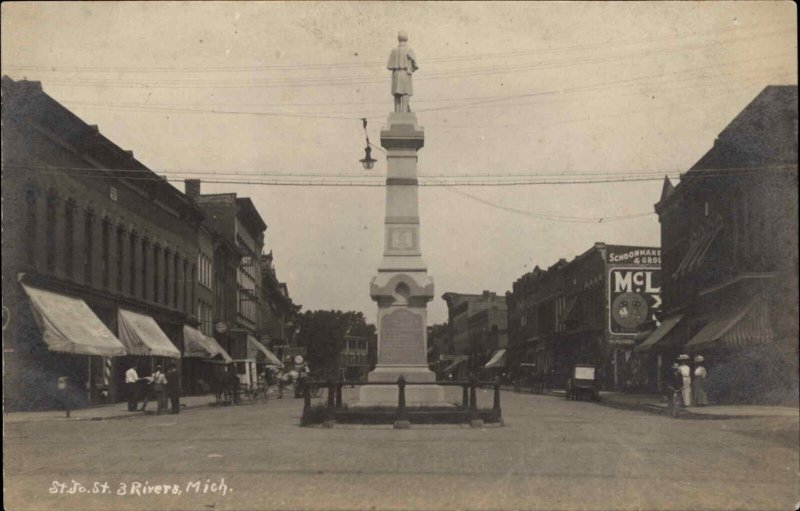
[358,32,446,406]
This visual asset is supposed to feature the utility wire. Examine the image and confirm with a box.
[18,29,793,90]
[5,22,792,74]
[421,175,655,223]
[48,51,795,122]
[7,163,795,185]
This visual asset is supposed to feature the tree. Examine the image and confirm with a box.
[295,310,376,378]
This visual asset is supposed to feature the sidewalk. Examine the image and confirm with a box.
[546,389,799,419]
[4,393,223,424]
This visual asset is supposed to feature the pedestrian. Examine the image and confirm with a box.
[125,364,140,411]
[693,355,709,406]
[152,365,168,414]
[166,363,180,414]
[227,366,240,405]
[677,354,692,407]
[140,373,152,412]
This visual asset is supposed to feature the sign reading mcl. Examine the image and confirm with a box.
[608,268,662,335]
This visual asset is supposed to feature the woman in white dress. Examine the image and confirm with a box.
[677,354,692,407]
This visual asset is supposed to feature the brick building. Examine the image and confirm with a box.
[637,86,798,403]
[441,291,508,375]
[184,180,281,373]
[506,243,661,390]
[2,77,204,409]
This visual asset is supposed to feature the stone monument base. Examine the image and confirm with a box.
[367,365,436,383]
[353,384,449,408]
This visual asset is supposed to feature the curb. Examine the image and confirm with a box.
[596,397,769,420]
[530,390,778,420]
[5,400,220,425]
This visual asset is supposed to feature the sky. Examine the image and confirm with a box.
[2,2,797,325]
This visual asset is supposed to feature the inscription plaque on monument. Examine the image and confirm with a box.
[379,309,424,364]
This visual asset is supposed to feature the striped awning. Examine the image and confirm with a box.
[685,295,772,352]
[183,325,232,362]
[22,284,126,357]
[247,336,283,367]
[484,349,507,369]
[117,309,180,358]
[635,315,683,354]
[442,357,467,374]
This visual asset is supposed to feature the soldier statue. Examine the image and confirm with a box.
[387,31,418,113]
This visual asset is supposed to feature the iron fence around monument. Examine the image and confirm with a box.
[299,376,503,426]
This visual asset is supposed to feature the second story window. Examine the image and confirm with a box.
[116,228,125,292]
[101,220,110,289]
[84,211,94,283]
[141,240,149,300]
[153,245,161,303]
[45,195,57,273]
[64,202,74,279]
[25,190,37,260]
[129,234,137,296]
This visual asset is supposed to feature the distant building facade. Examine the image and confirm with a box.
[637,86,798,403]
[185,180,271,364]
[507,243,662,390]
[339,335,370,382]
[441,291,508,373]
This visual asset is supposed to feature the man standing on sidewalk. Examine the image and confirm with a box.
[125,364,139,412]
[166,364,180,414]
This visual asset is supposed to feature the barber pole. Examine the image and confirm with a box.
[104,357,112,386]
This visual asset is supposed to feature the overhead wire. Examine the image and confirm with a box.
[13,28,793,90]
[6,163,795,184]
[43,51,796,123]
[5,22,792,75]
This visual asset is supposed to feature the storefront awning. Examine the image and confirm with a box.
[684,295,772,353]
[22,284,126,356]
[635,315,683,354]
[442,357,467,374]
[183,325,232,362]
[484,349,507,369]
[247,335,283,367]
[117,309,181,358]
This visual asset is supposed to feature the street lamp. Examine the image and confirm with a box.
[360,145,377,170]
[358,117,379,171]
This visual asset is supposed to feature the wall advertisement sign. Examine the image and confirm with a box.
[608,267,662,336]
[607,246,661,266]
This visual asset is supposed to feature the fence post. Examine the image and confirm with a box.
[468,374,482,427]
[394,376,410,429]
[462,383,469,409]
[335,380,343,408]
[301,379,311,425]
[469,374,477,412]
[327,378,335,408]
[493,380,501,413]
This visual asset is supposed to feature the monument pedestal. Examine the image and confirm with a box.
[356,112,448,407]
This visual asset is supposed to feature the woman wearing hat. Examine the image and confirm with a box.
[693,356,709,406]
[677,355,692,407]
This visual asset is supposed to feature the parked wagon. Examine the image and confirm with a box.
[566,364,599,401]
